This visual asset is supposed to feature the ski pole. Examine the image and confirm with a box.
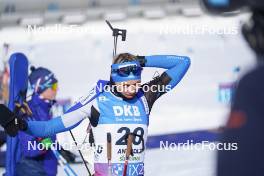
[69,130,92,176]
[107,133,112,176]
[122,134,134,176]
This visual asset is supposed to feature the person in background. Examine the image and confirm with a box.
[16,66,58,176]
[202,0,264,175]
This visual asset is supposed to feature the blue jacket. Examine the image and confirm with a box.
[17,94,57,176]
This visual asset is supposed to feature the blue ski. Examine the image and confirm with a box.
[6,53,29,176]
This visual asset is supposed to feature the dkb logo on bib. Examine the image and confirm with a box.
[113,105,140,116]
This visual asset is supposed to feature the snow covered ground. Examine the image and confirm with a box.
[0,13,256,175]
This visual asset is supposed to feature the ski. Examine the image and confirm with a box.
[6,53,29,176]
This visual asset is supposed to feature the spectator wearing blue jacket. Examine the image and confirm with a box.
[16,66,58,176]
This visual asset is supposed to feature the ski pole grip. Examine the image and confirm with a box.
[107,133,112,160]
[126,134,134,158]
[121,30,127,41]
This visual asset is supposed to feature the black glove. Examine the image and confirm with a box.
[0,104,28,137]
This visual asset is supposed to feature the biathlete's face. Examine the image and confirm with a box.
[111,61,142,99]
[115,80,141,99]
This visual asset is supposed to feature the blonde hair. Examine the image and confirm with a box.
[113,53,136,64]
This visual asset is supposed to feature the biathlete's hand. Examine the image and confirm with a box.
[4,117,28,137]
[0,104,28,137]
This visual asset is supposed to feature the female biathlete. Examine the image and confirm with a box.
[6,53,190,176]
